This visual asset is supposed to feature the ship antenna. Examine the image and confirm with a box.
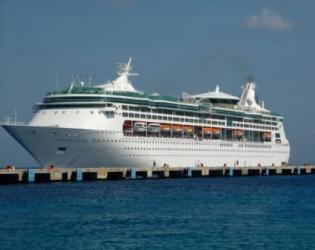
[71,74,77,85]
[14,109,17,124]
[117,57,139,77]
[55,64,59,90]
[68,75,75,93]
[88,74,94,87]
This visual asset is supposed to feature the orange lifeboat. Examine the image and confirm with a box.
[233,129,243,137]
[202,127,213,135]
[212,127,221,135]
[183,125,193,133]
[160,124,171,132]
[202,127,221,135]
[172,124,182,133]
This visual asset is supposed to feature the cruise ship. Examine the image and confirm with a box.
[2,58,290,168]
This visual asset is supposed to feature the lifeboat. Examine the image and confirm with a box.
[233,129,243,137]
[262,132,272,141]
[133,122,147,132]
[172,124,182,133]
[202,127,221,135]
[212,127,221,135]
[160,124,171,132]
[202,127,213,135]
[148,123,160,133]
[183,125,193,133]
[123,120,132,129]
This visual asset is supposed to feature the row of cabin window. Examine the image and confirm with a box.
[123,147,274,153]
[121,105,279,123]
[122,105,229,119]
[121,152,284,158]
[122,112,278,131]
[234,123,278,131]
[122,109,278,127]
[93,137,276,149]
[122,112,225,125]
[41,107,278,128]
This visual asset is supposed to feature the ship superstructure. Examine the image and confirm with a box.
[2,58,290,168]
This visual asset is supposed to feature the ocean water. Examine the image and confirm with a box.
[1,176,315,250]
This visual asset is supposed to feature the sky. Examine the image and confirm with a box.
[0,0,314,166]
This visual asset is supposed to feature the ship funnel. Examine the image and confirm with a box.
[238,81,269,112]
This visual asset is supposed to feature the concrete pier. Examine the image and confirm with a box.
[0,164,314,184]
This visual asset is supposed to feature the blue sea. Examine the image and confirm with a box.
[1,176,315,250]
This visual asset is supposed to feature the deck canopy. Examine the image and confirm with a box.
[193,85,239,105]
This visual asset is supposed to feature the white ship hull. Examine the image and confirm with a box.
[2,124,290,168]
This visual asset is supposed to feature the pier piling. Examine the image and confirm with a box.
[131,168,136,180]
[28,169,35,183]
[228,166,234,177]
[296,166,301,175]
[187,167,192,177]
[76,168,83,181]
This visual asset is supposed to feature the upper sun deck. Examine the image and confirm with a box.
[47,86,178,102]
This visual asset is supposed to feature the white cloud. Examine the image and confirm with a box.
[244,8,295,31]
